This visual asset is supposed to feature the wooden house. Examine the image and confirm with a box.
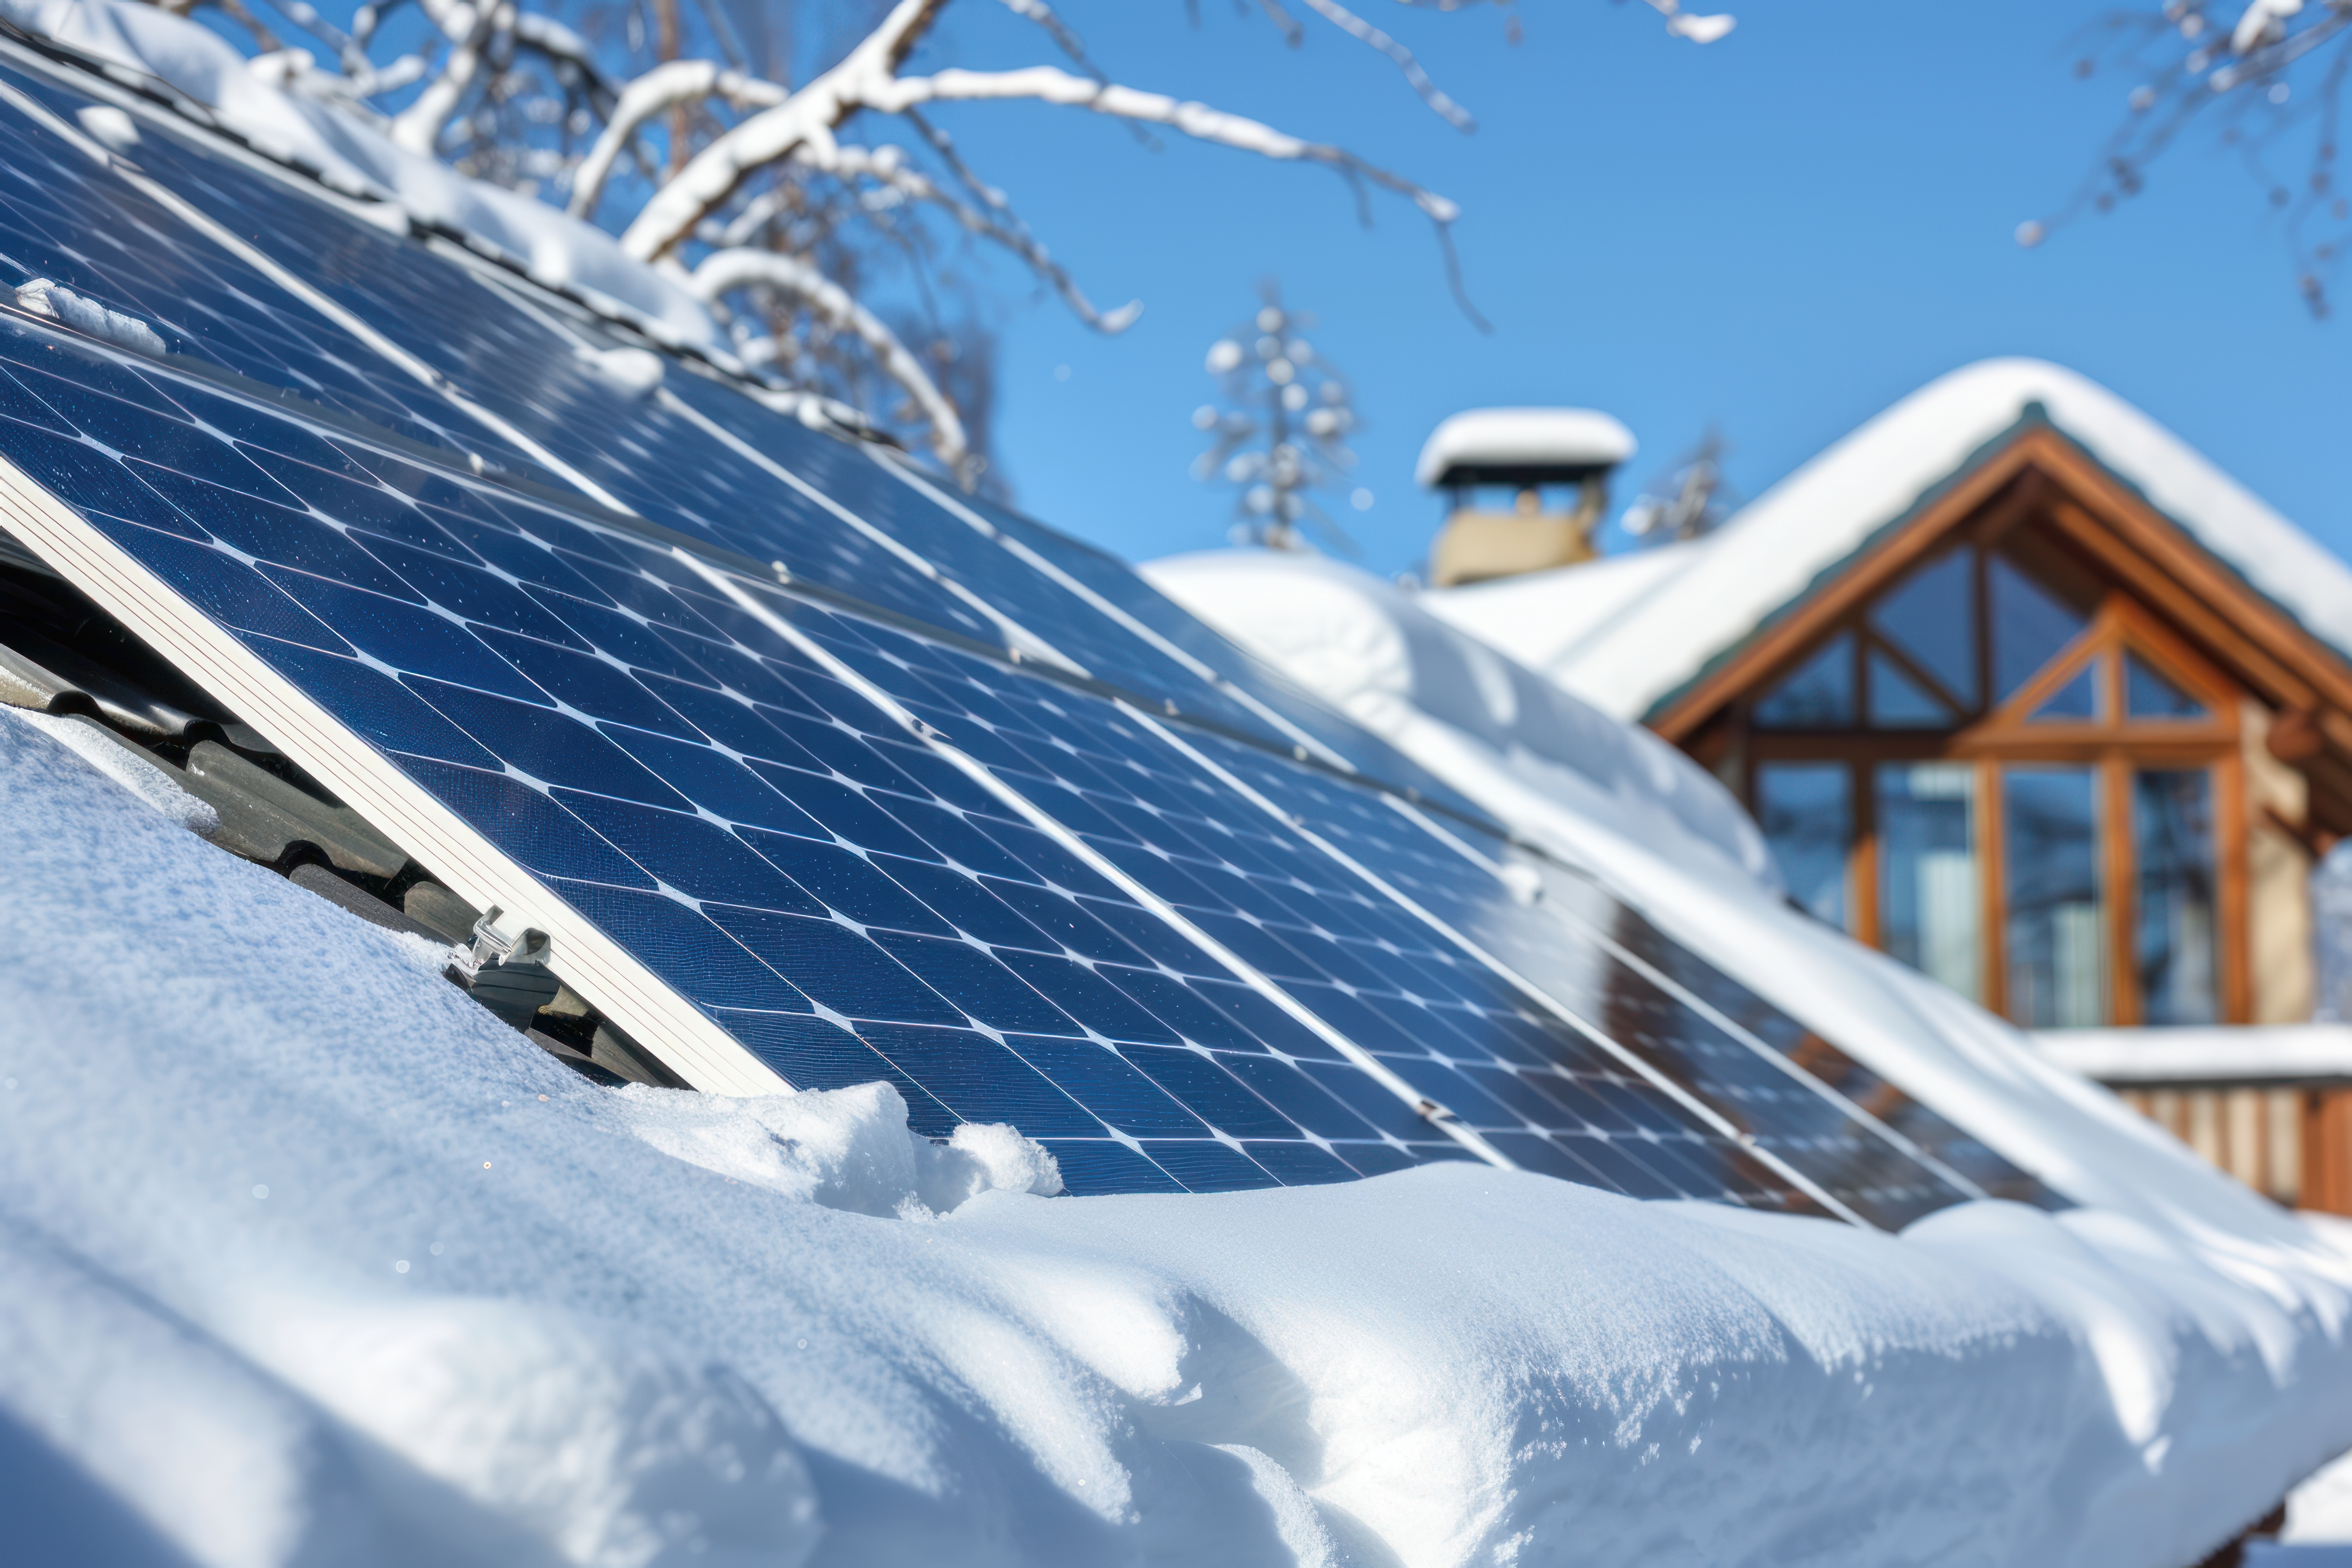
[1424,360,2352,1209]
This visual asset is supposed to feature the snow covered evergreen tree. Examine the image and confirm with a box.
[1190,284,1360,553]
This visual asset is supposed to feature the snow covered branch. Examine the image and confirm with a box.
[99,0,1736,476]
[690,247,970,476]
[625,53,1459,262]
[618,0,949,261]
[389,0,505,154]
[1640,0,1737,46]
[568,59,788,218]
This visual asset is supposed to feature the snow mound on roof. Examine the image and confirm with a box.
[0,0,724,353]
[7,647,2352,1567]
[1141,547,1781,893]
[1425,358,2352,721]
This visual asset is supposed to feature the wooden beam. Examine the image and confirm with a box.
[2022,426,2352,713]
[1652,452,2051,743]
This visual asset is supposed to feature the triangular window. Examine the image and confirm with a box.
[1756,634,1854,728]
[1870,552,1977,711]
[1991,553,2090,705]
[2027,658,2104,723]
[1868,649,1954,728]
[2125,651,2209,721]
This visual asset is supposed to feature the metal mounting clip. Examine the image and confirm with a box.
[445,904,551,983]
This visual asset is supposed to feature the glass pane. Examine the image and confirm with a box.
[1756,763,1851,928]
[1870,550,1977,709]
[1877,763,1981,1001]
[2004,768,2108,1027]
[2135,770,2218,1025]
[1755,634,1854,728]
[2125,651,2209,721]
[2027,657,2105,722]
[1991,552,2090,705]
[1868,649,1954,728]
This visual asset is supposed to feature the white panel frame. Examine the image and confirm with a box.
[0,452,791,1096]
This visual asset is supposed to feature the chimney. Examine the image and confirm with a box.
[1416,408,1635,588]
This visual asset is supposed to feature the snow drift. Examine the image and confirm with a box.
[6,645,2352,1564]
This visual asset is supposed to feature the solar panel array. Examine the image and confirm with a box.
[0,34,2066,1218]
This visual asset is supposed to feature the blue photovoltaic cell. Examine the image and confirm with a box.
[0,38,2054,1220]
[0,315,1495,1194]
[1523,868,2070,1208]
[0,66,539,468]
[1180,737,2061,1224]
[770,591,1835,1213]
[791,609,1977,1227]
[0,47,1489,813]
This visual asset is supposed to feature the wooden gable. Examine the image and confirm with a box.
[1659,422,2352,846]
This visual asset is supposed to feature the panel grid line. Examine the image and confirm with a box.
[0,67,630,515]
[680,549,1515,1174]
[1397,803,1998,1200]
[1125,704,1871,1225]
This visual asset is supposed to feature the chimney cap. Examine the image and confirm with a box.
[1415,407,1636,490]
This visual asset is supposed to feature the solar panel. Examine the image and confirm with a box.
[0,40,1494,808]
[0,34,2062,1217]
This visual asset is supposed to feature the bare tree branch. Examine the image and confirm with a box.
[2036,1,2352,313]
[802,141,1141,330]
[1299,0,1472,130]
[992,0,1093,68]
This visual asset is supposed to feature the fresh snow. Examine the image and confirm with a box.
[4,704,218,836]
[14,274,166,354]
[8,648,2352,1565]
[2036,1026,2352,1085]
[0,0,726,354]
[1142,547,1783,896]
[1419,358,2352,722]
[1412,407,1636,486]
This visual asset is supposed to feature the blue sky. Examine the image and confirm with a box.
[903,0,2351,577]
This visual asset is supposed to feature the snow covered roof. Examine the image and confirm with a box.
[0,0,728,356]
[1414,406,1637,488]
[1143,547,1782,894]
[5,17,2352,1552]
[12,703,2352,1567]
[1421,358,2352,722]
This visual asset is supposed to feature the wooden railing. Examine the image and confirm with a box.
[2034,1026,2352,1213]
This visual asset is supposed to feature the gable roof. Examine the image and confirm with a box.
[1421,357,2352,724]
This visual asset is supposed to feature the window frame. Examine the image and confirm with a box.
[1735,536,2245,1027]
